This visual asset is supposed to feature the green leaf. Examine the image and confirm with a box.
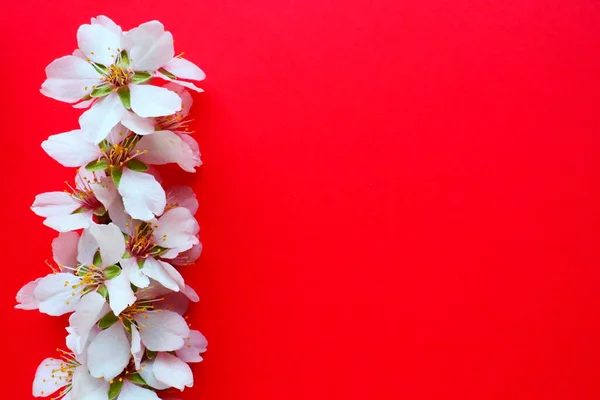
[126,159,148,172]
[93,251,102,267]
[108,379,124,400]
[93,205,107,216]
[119,50,130,68]
[131,71,152,84]
[85,159,109,171]
[146,349,157,360]
[98,311,118,329]
[128,373,147,386]
[91,62,108,75]
[118,86,131,109]
[99,140,111,153]
[158,67,177,80]
[111,167,123,187]
[97,285,108,298]
[90,85,113,98]
[104,265,122,280]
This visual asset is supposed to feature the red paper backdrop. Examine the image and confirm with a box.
[2,1,600,399]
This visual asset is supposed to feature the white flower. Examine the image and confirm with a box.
[42,123,200,220]
[17,223,131,317]
[139,352,193,391]
[66,291,190,382]
[31,169,117,232]
[114,206,199,291]
[41,16,205,144]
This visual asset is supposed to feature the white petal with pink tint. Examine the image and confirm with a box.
[41,55,100,103]
[130,85,182,118]
[176,330,208,363]
[15,278,41,311]
[31,192,79,218]
[88,223,125,266]
[41,130,101,167]
[142,258,183,292]
[34,273,81,316]
[121,110,156,135]
[118,380,160,400]
[134,310,189,351]
[121,257,150,288]
[105,272,135,316]
[136,130,197,172]
[87,323,130,380]
[119,169,166,221]
[79,93,125,144]
[139,359,170,390]
[68,292,109,354]
[166,186,198,215]
[154,207,199,254]
[164,57,206,81]
[77,23,122,65]
[153,352,194,390]
[52,231,80,269]
[45,212,94,233]
[126,21,174,71]
[33,357,69,397]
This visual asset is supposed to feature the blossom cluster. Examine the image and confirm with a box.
[15,16,206,400]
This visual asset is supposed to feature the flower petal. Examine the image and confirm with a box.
[41,55,99,103]
[118,380,161,400]
[52,231,80,269]
[45,212,93,232]
[134,310,189,351]
[77,23,122,65]
[153,352,194,390]
[105,271,136,316]
[119,169,166,221]
[169,244,203,266]
[121,110,156,135]
[130,324,145,371]
[175,330,208,363]
[158,75,204,92]
[162,82,193,118]
[129,85,182,118]
[136,130,197,172]
[154,207,199,253]
[166,186,198,215]
[68,292,109,354]
[179,133,202,168]
[155,291,189,315]
[15,278,41,311]
[164,57,206,81]
[87,323,130,381]
[71,366,110,400]
[88,223,125,266]
[126,21,174,71]
[31,192,79,218]
[90,15,122,36]
[79,93,125,144]
[142,258,183,292]
[34,273,81,316]
[33,358,69,397]
[41,130,101,167]
[121,257,150,288]
[139,359,170,390]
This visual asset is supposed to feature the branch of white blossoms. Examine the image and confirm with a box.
[15,15,207,400]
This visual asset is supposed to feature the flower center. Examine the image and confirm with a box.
[126,222,162,258]
[65,175,103,213]
[47,350,79,400]
[102,64,132,88]
[101,134,145,168]
[155,112,193,133]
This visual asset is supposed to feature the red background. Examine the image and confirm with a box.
[2,1,600,398]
